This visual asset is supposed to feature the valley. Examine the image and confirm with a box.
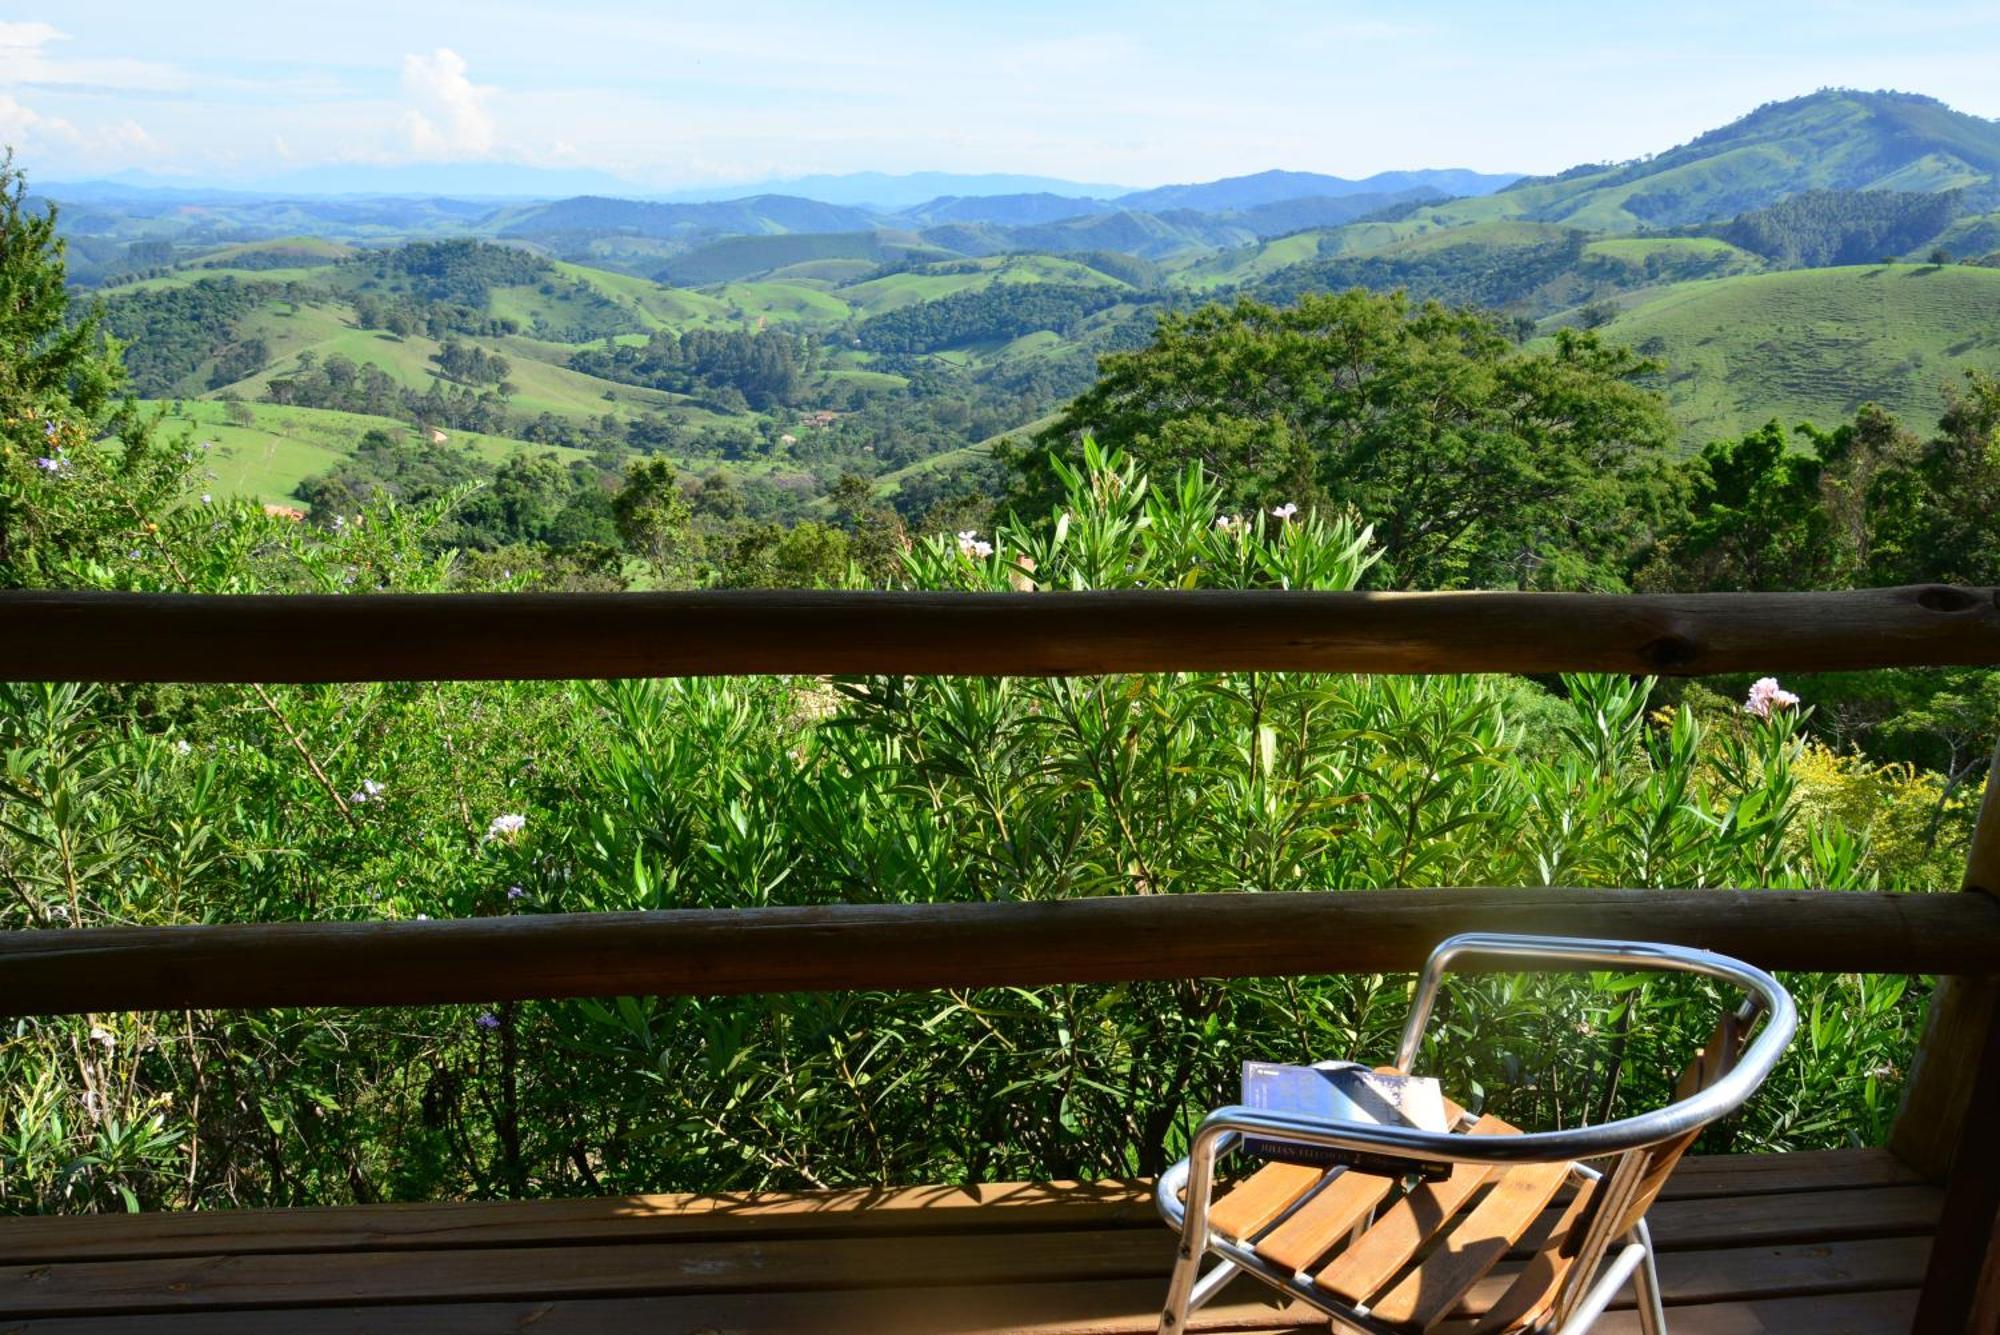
[45,88,2000,524]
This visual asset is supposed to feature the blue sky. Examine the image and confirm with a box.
[5,1,1999,188]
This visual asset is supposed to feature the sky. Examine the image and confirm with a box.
[5,0,2000,190]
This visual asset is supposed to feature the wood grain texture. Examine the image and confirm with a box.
[0,1152,1916,1267]
[4,585,1997,683]
[0,1152,1936,1332]
[1308,1114,1514,1303]
[0,1180,1155,1264]
[0,1288,1921,1335]
[1204,1164,1326,1242]
[1892,739,2000,1182]
[1900,740,2000,1331]
[1362,1159,1571,1328]
[1251,1168,1397,1274]
[3,888,1992,1017]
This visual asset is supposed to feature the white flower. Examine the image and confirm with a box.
[1744,677,1801,719]
[349,779,385,804]
[955,530,994,560]
[1214,514,1244,533]
[174,739,192,755]
[1270,502,1299,521]
[484,812,527,843]
[200,493,213,505]
[89,1025,117,1051]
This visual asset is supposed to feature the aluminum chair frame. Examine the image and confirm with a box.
[1155,933,1798,1334]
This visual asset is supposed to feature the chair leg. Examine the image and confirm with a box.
[1157,1238,1204,1334]
[1631,1219,1668,1335]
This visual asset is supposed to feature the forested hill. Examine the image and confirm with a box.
[45,85,2000,526]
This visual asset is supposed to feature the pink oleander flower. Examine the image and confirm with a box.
[1270,502,1299,521]
[1744,677,1801,719]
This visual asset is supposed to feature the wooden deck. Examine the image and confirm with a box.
[0,1149,1934,1333]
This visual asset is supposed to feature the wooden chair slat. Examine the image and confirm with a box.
[1366,1158,1571,1331]
[1309,1114,1517,1303]
[1252,1168,1399,1274]
[1206,1163,1326,1241]
[1468,1179,1608,1335]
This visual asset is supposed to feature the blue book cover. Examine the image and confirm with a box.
[1239,1061,1452,1176]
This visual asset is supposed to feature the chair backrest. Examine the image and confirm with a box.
[1472,1011,1747,1334]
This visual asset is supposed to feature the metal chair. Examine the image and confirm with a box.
[1155,933,1797,1334]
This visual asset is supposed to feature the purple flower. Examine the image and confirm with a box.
[1744,677,1801,719]
[348,779,385,804]
[43,421,58,440]
[34,456,65,473]
[475,1011,501,1031]
[506,885,526,901]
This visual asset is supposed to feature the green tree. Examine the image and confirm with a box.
[1020,290,1674,589]
[0,156,170,586]
[0,157,127,426]
[612,458,699,584]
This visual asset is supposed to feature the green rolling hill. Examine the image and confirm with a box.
[69,88,2000,520]
[1593,262,2000,445]
[1423,90,2000,234]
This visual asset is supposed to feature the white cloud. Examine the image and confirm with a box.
[0,20,64,66]
[401,48,494,158]
[0,91,48,142]
[0,19,189,93]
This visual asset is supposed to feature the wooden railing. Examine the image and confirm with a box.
[1,889,1994,1017]
[3,584,1998,1330]
[8,584,2000,680]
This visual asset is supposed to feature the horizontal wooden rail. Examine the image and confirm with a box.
[2,889,1993,1016]
[3,585,1997,682]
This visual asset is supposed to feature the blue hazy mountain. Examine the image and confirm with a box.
[655,171,1129,208]
[1114,168,1520,212]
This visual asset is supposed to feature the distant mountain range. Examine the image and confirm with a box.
[42,165,1518,211]
[1112,168,1520,212]
[656,171,1131,208]
[45,89,2000,296]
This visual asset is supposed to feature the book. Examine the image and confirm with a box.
[1239,1061,1453,1177]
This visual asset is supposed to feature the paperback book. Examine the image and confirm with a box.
[1239,1061,1453,1177]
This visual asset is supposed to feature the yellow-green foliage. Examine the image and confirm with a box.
[1791,742,1979,890]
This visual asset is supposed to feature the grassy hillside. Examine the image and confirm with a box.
[1595,262,2000,444]
[1425,90,2000,234]
[152,400,586,506]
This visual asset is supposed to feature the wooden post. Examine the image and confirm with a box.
[1907,740,2000,1332]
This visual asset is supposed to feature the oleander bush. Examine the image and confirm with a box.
[0,433,1968,1212]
